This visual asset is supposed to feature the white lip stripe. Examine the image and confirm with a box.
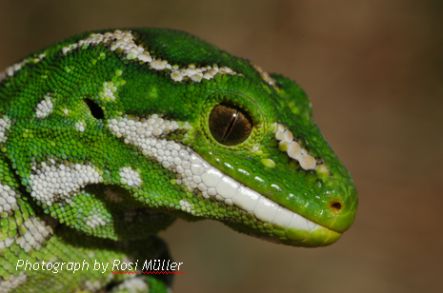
[108,116,320,232]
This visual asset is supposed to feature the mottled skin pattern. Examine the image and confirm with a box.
[0,28,357,292]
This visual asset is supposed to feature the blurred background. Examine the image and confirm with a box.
[0,0,442,292]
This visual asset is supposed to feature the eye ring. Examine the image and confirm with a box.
[209,103,253,146]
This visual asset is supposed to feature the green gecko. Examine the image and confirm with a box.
[0,28,357,292]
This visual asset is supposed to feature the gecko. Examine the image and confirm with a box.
[0,28,358,292]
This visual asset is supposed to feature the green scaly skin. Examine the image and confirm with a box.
[0,28,358,292]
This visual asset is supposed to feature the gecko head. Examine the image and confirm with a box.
[179,73,358,246]
[103,29,357,246]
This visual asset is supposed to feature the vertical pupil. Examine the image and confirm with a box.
[222,110,239,142]
[209,104,252,145]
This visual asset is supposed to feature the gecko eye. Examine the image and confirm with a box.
[209,104,252,145]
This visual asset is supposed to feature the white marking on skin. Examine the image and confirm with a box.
[62,30,238,83]
[85,214,108,229]
[5,62,26,78]
[108,114,180,140]
[35,95,54,119]
[251,144,261,153]
[29,160,103,204]
[316,164,329,176]
[0,116,11,143]
[179,199,193,213]
[238,168,250,176]
[16,217,53,252]
[253,64,277,88]
[0,184,18,213]
[0,53,46,82]
[83,280,102,291]
[32,53,46,64]
[224,162,234,169]
[0,238,14,250]
[0,273,27,292]
[274,123,319,171]
[75,121,86,132]
[100,81,118,101]
[113,277,149,292]
[119,167,142,187]
[254,176,264,183]
[108,116,320,232]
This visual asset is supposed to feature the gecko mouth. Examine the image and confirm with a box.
[186,153,340,240]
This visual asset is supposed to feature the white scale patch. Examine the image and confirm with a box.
[0,53,46,82]
[253,64,277,88]
[113,277,149,293]
[100,81,118,101]
[179,199,193,213]
[83,280,102,291]
[85,213,108,229]
[108,115,320,232]
[274,123,320,171]
[0,183,18,214]
[75,121,86,132]
[0,116,11,143]
[29,160,103,205]
[16,217,53,252]
[119,167,142,187]
[0,238,14,250]
[0,273,27,293]
[62,30,238,83]
[35,94,54,119]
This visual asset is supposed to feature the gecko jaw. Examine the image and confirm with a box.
[188,153,323,233]
[107,116,338,236]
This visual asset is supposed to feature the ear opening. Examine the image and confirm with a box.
[84,98,105,119]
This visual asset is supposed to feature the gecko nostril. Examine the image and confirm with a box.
[330,201,342,212]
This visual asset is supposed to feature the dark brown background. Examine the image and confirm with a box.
[1,0,442,292]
